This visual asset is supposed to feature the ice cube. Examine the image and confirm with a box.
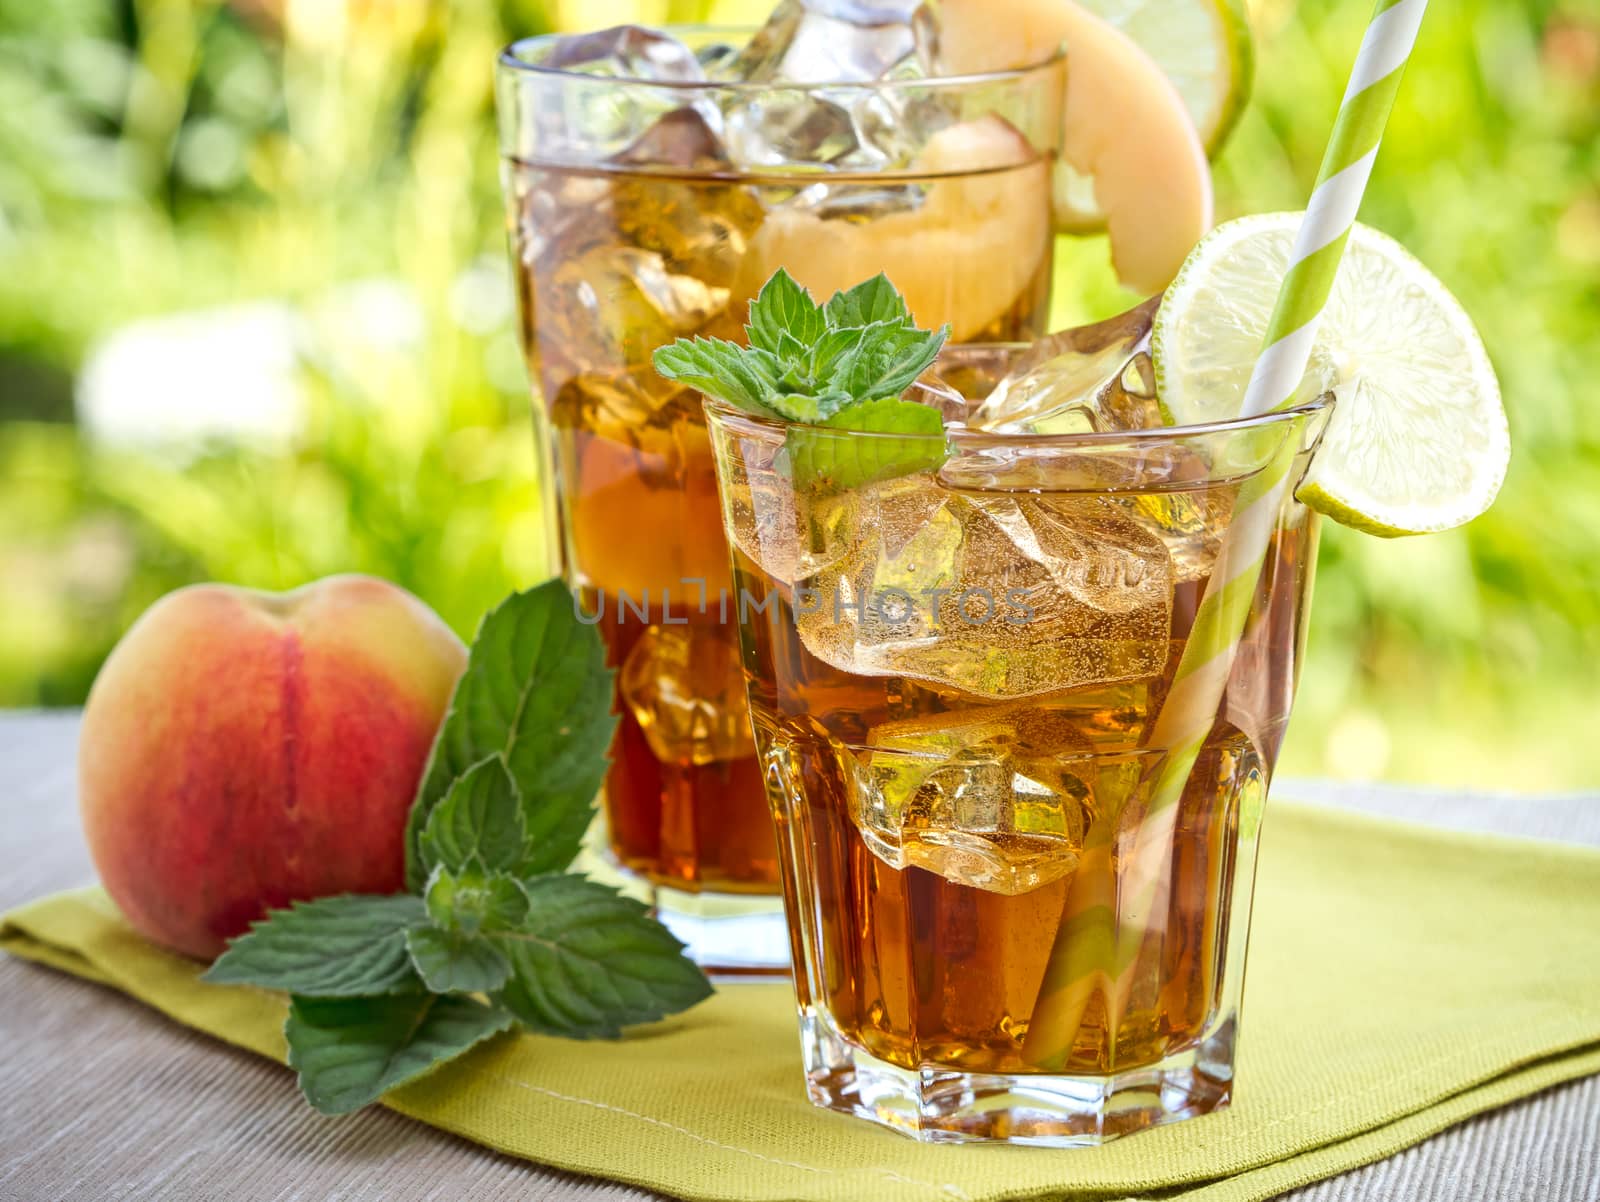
[547,369,698,447]
[846,704,1120,894]
[1103,350,1163,430]
[543,25,707,82]
[969,297,1162,433]
[722,455,861,587]
[910,369,971,424]
[730,0,939,84]
[619,624,755,765]
[607,108,767,292]
[696,42,742,80]
[722,91,862,167]
[1130,480,1239,583]
[517,26,713,159]
[795,477,1174,698]
[612,104,727,169]
[542,245,730,371]
[722,0,945,171]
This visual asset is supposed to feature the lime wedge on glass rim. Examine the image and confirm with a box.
[1151,213,1511,537]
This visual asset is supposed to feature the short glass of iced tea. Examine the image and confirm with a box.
[706,345,1330,1139]
[495,29,1064,971]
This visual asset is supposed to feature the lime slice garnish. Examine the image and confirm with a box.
[1151,213,1510,537]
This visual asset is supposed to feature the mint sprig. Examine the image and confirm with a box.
[203,579,712,1116]
[203,895,426,997]
[405,582,616,888]
[654,270,952,489]
[285,994,514,1117]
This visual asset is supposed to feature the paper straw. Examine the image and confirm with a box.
[1023,0,1432,1069]
[1242,0,1431,417]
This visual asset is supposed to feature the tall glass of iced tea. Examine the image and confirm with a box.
[707,344,1330,1138]
[496,27,1064,970]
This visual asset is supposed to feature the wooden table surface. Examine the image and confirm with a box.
[2,711,1596,1202]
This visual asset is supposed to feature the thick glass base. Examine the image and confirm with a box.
[653,883,791,977]
[799,1008,1236,1145]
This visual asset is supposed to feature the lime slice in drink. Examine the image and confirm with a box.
[1151,212,1510,536]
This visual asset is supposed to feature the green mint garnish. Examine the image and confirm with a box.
[494,873,713,1039]
[285,993,515,1117]
[405,921,515,994]
[202,894,426,997]
[203,579,712,1116]
[421,863,530,938]
[405,582,618,887]
[654,269,952,489]
[786,397,948,491]
[416,757,528,881]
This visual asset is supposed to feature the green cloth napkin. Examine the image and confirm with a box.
[4,802,1599,1202]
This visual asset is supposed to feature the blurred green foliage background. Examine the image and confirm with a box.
[1,0,1596,788]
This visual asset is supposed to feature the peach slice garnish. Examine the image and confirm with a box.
[942,0,1215,294]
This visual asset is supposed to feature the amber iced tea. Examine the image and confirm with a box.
[707,359,1329,1139]
[497,30,1063,950]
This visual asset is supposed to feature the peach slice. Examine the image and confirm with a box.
[941,0,1215,294]
[736,116,1051,342]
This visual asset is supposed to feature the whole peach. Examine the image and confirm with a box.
[79,575,467,960]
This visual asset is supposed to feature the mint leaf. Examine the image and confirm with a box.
[652,270,953,488]
[828,321,948,401]
[774,329,810,364]
[823,273,910,328]
[786,397,949,490]
[406,581,617,891]
[405,927,511,994]
[809,326,866,380]
[418,756,526,877]
[763,389,854,424]
[747,268,825,356]
[285,993,513,1115]
[204,895,425,997]
[652,339,780,416]
[492,875,712,1039]
[424,864,530,935]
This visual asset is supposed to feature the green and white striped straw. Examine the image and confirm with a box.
[1241,0,1432,418]
[1023,0,1432,1069]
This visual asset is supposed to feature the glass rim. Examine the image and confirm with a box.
[704,365,1335,449]
[496,25,1067,93]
